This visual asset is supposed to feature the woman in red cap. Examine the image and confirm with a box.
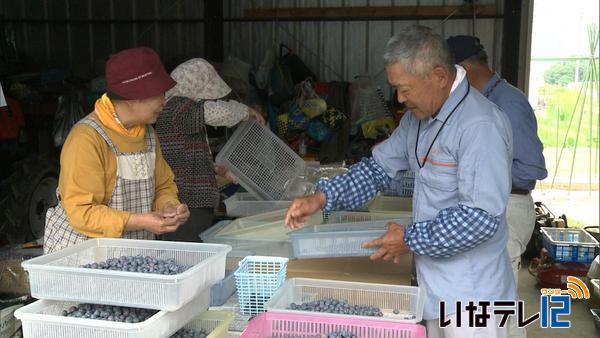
[44,47,190,254]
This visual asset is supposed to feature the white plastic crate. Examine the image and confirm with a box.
[23,238,230,311]
[223,193,290,217]
[14,287,210,338]
[367,195,413,213]
[327,211,412,224]
[383,171,415,197]
[234,256,288,316]
[289,218,412,259]
[180,311,234,338]
[266,278,424,323]
[215,120,306,200]
[201,221,292,257]
[217,209,323,238]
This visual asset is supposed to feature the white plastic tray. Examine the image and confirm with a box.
[288,219,412,259]
[23,238,230,310]
[14,288,210,338]
[215,120,306,200]
[223,193,291,217]
[265,278,424,323]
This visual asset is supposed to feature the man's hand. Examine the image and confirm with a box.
[285,192,326,230]
[362,222,410,264]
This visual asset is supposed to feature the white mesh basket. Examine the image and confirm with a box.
[23,239,230,310]
[266,278,424,323]
[14,288,210,338]
[215,120,306,200]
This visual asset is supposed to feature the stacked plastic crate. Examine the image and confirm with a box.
[238,278,426,337]
[217,120,306,218]
[14,238,235,338]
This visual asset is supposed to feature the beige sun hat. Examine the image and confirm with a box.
[166,58,232,101]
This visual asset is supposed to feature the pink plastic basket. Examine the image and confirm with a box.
[240,312,426,338]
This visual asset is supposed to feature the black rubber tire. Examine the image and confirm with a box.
[0,155,59,244]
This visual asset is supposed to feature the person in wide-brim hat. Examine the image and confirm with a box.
[155,58,265,242]
[44,46,190,254]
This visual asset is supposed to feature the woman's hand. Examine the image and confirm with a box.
[215,164,237,183]
[248,108,265,125]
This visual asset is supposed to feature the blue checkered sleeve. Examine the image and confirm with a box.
[403,205,500,258]
[315,157,391,212]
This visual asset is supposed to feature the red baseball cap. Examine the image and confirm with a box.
[106,47,176,100]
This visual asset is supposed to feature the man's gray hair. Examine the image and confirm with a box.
[383,25,455,77]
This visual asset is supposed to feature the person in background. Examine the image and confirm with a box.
[447,35,548,338]
[155,58,264,242]
[44,47,189,254]
[285,25,516,338]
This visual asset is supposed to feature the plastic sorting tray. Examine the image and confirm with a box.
[289,217,412,259]
[215,209,323,238]
[266,278,424,323]
[14,287,210,338]
[234,256,288,316]
[201,221,292,258]
[540,227,599,263]
[383,170,415,197]
[224,193,291,217]
[22,238,230,311]
[215,119,306,200]
[367,195,413,213]
[180,311,235,338]
[327,210,412,224]
[240,312,426,338]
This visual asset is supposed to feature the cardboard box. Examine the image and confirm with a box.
[287,254,414,286]
[0,260,29,296]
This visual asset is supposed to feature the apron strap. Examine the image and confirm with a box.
[79,116,120,154]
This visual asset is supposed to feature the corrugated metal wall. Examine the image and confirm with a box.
[0,0,205,77]
[224,0,504,98]
[2,0,505,96]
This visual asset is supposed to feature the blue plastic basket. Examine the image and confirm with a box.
[234,256,288,315]
[541,227,599,263]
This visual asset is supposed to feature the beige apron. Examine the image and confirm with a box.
[44,117,156,254]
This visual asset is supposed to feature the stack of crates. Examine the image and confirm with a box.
[14,238,234,338]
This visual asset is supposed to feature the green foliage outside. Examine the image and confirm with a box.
[544,61,590,86]
[535,79,599,148]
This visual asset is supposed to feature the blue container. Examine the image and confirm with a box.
[541,227,599,263]
[210,270,236,306]
[234,256,288,315]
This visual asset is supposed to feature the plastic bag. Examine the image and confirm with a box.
[52,92,86,147]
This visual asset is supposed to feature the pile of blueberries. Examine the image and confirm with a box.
[170,327,208,338]
[80,255,191,275]
[61,303,157,323]
[61,303,209,337]
[289,298,383,317]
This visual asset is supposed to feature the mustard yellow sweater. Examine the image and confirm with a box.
[58,112,179,238]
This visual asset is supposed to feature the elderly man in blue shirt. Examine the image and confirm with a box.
[445,35,547,338]
[286,25,516,338]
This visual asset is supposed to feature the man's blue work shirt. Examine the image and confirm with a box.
[483,73,547,190]
[316,71,518,320]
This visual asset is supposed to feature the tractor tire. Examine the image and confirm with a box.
[0,155,59,244]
